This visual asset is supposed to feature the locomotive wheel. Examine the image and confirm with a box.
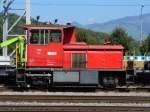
[102,77,118,89]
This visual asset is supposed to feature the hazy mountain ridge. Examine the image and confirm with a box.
[72,13,150,40]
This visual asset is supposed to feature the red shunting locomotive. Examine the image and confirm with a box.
[17,25,126,88]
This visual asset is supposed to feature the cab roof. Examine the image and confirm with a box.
[22,24,75,30]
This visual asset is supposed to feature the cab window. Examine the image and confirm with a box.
[49,30,62,43]
[30,29,48,44]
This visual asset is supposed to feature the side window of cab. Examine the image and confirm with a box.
[30,29,48,45]
[49,30,62,43]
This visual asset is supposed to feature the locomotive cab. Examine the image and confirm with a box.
[24,25,76,68]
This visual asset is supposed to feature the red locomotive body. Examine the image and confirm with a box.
[19,25,125,88]
[27,41,63,67]
[25,25,123,70]
[63,44,123,70]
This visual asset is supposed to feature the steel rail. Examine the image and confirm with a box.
[0,105,149,112]
[0,95,150,103]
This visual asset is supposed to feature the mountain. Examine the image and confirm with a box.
[72,21,84,28]
[73,13,150,40]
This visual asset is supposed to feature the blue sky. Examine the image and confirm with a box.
[1,0,150,25]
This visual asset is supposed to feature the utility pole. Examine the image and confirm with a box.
[25,0,31,64]
[26,0,31,24]
[140,5,144,45]
[3,0,9,57]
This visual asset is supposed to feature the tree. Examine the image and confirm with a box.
[76,28,105,45]
[110,27,136,54]
[0,24,2,41]
[0,13,2,42]
[140,34,150,55]
[76,28,88,43]
[0,23,2,55]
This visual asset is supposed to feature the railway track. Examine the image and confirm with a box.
[0,94,150,112]
[1,94,150,103]
[0,105,150,112]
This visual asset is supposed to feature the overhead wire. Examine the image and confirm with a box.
[3,0,150,6]
[13,2,150,7]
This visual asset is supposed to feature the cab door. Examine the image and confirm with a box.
[27,29,63,67]
[47,29,63,67]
